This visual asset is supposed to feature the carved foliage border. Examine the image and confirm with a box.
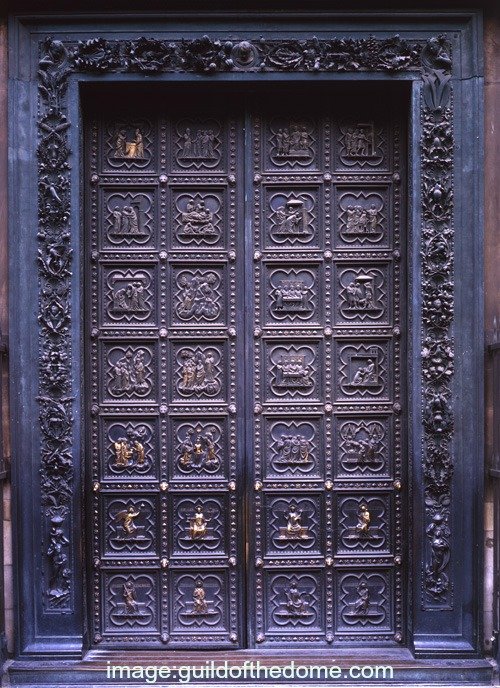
[36,33,454,612]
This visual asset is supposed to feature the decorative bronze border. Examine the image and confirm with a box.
[37,34,453,611]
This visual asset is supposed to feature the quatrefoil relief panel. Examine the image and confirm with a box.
[103,494,158,557]
[171,265,226,325]
[265,494,323,556]
[336,494,391,554]
[335,264,391,325]
[173,119,225,171]
[101,416,158,480]
[171,495,227,556]
[264,187,320,249]
[264,417,323,478]
[264,264,321,324]
[171,343,225,401]
[170,188,226,248]
[104,572,159,633]
[102,265,156,325]
[171,572,227,632]
[266,572,324,633]
[336,341,391,401]
[337,571,392,633]
[170,417,227,480]
[103,119,155,171]
[102,188,156,249]
[266,342,321,401]
[334,415,392,479]
[102,342,157,402]
[265,118,319,171]
[335,186,390,249]
[333,120,388,171]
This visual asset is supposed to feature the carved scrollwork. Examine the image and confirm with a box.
[68,34,423,75]
[38,38,74,610]
[420,36,454,607]
[179,36,234,74]
[123,37,174,73]
[71,38,121,72]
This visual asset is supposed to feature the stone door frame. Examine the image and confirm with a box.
[7,9,484,673]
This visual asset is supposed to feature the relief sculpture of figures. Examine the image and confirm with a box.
[343,580,384,623]
[275,433,312,466]
[111,279,147,314]
[114,503,145,537]
[179,128,218,160]
[189,506,210,540]
[113,427,147,469]
[273,199,310,237]
[113,127,145,159]
[355,504,371,534]
[276,580,312,619]
[350,582,370,617]
[115,506,141,535]
[425,513,451,598]
[121,580,146,617]
[344,204,380,235]
[111,349,150,396]
[111,578,152,623]
[344,122,376,158]
[182,579,217,618]
[178,502,218,546]
[176,272,220,320]
[278,505,311,541]
[349,358,377,387]
[46,512,70,604]
[110,203,143,236]
[275,354,313,390]
[178,425,220,471]
[192,579,209,614]
[345,274,377,311]
[342,423,383,469]
[178,349,220,396]
[273,279,311,314]
[179,200,216,237]
[275,125,311,159]
[343,502,384,547]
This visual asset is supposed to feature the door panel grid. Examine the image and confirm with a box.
[86,89,405,648]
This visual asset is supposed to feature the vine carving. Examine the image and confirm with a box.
[420,36,454,607]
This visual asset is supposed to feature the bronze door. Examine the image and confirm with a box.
[86,87,405,649]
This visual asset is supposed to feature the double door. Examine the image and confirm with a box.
[86,87,406,649]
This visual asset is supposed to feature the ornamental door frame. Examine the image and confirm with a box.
[8,10,484,662]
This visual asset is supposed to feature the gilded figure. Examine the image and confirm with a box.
[115,504,142,535]
[355,504,371,534]
[192,579,209,614]
[278,504,311,541]
[122,581,139,614]
[178,426,220,472]
[189,506,210,540]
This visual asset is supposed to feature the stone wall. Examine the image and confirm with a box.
[0,14,12,656]
[484,3,500,655]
